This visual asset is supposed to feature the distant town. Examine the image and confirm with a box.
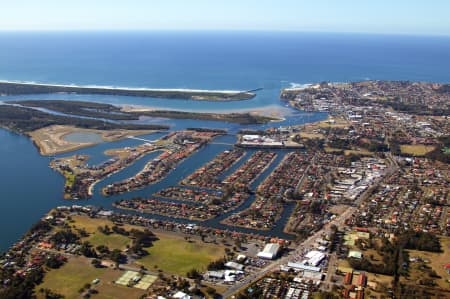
[0,80,449,299]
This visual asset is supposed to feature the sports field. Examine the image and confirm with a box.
[137,233,226,276]
[36,256,146,299]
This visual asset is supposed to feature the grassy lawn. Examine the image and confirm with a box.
[344,149,374,156]
[317,117,349,128]
[404,236,450,290]
[324,148,374,156]
[365,272,393,288]
[363,248,384,265]
[88,232,131,250]
[136,233,225,276]
[324,147,344,153]
[36,256,145,299]
[70,215,225,277]
[70,215,145,234]
[70,215,126,232]
[400,145,435,156]
[338,236,450,296]
[364,272,393,299]
[299,132,325,139]
[64,171,75,188]
[337,259,352,273]
[70,215,133,250]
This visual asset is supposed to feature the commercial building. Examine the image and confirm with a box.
[287,262,321,273]
[225,261,244,271]
[257,243,281,259]
[304,250,326,267]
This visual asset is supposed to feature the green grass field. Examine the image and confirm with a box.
[63,171,75,188]
[136,234,225,276]
[404,236,450,290]
[344,149,374,156]
[87,232,131,250]
[36,256,145,299]
[69,215,225,277]
[400,145,435,156]
[70,215,132,250]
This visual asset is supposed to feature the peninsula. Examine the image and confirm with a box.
[0,81,258,101]
[29,125,161,156]
[0,104,168,155]
[8,99,278,124]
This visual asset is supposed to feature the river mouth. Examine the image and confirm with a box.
[63,132,103,143]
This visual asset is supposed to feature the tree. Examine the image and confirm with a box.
[109,249,125,264]
[186,268,201,279]
[80,241,97,258]
[234,239,242,250]
[206,287,217,297]
[40,288,64,299]
[77,228,89,237]
[51,229,79,244]
[96,245,110,256]
[314,291,340,299]
[207,258,226,271]
[97,225,111,235]
[45,255,66,269]
[91,259,102,268]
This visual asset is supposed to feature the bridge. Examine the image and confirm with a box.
[210,142,235,146]
[128,136,235,146]
[127,136,157,143]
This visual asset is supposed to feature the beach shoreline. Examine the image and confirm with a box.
[0,81,257,101]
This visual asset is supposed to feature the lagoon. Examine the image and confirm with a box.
[64,132,103,143]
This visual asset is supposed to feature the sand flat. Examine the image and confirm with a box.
[29,125,158,155]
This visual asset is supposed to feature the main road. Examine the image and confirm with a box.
[221,205,356,298]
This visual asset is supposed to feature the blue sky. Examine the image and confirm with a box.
[1,0,449,35]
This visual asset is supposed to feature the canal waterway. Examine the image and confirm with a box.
[0,115,321,252]
[1,31,450,252]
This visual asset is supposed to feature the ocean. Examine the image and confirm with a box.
[1,31,450,252]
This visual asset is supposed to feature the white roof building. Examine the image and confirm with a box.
[225,261,244,271]
[206,271,225,279]
[304,250,326,267]
[257,243,280,260]
[236,254,247,262]
[224,270,244,282]
[287,262,321,272]
[242,135,261,141]
[173,291,191,299]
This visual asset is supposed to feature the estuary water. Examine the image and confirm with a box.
[1,31,450,252]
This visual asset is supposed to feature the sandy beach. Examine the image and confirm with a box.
[120,104,289,120]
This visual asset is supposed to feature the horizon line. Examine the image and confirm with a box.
[0,28,449,38]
